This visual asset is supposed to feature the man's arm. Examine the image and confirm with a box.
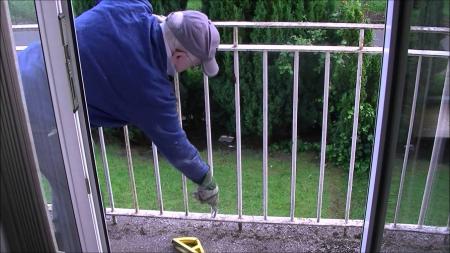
[126,76,218,210]
[127,77,208,184]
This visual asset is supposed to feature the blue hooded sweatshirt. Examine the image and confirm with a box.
[19,0,209,184]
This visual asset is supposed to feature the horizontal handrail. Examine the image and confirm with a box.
[12,24,38,30]
[219,44,450,57]
[214,21,385,29]
[15,46,27,51]
[215,22,450,34]
[12,22,450,33]
[216,22,450,34]
[15,44,450,58]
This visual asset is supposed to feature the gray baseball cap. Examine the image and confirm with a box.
[166,11,220,77]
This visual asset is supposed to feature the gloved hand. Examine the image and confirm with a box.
[193,169,219,215]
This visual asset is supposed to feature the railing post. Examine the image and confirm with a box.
[290,51,300,222]
[447,214,450,231]
[233,26,243,224]
[203,74,215,217]
[123,125,139,213]
[98,127,116,224]
[151,143,164,215]
[358,29,365,49]
[394,56,422,226]
[418,61,449,227]
[262,50,269,220]
[203,74,214,175]
[411,59,433,165]
[174,73,189,216]
[345,29,365,223]
[317,52,331,223]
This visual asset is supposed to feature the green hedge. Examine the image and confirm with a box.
[200,0,381,173]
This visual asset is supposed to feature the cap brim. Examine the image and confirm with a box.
[202,58,219,77]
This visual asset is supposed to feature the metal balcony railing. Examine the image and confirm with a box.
[13,22,450,235]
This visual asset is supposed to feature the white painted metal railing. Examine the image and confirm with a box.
[13,22,450,234]
[317,52,330,223]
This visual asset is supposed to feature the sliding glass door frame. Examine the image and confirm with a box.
[33,1,109,251]
[361,0,414,252]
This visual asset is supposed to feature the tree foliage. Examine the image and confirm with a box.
[72,0,97,17]
[151,0,188,15]
[200,0,381,173]
[71,0,187,17]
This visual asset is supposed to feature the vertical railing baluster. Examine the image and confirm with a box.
[345,29,364,223]
[412,59,433,164]
[394,56,422,226]
[174,73,189,216]
[290,51,300,222]
[233,26,243,221]
[123,125,139,213]
[203,74,214,174]
[151,143,164,215]
[447,214,450,231]
[98,127,116,223]
[317,52,331,223]
[262,50,269,220]
[418,61,449,227]
[203,74,215,217]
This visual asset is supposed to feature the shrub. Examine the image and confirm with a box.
[202,0,381,173]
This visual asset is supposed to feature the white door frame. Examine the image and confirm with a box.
[360,0,414,252]
[34,1,108,251]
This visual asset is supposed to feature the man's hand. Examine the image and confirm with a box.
[193,170,219,215]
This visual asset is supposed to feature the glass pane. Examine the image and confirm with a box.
[9,0,81,251]
[381,0,449,251]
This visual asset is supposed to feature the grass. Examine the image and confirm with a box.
[187,0,202,11]
[364,0,387,14]
[7,0,36,25]
[386,157,450,226]
[91,142,448,226]
[361,0,386,23]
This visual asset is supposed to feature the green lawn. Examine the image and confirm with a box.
[8,0,36,25]
[187,0,202,11]
[386,157,450,226]
[364,0,387,13]
[92,142,448,226]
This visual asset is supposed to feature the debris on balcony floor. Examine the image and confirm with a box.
[106,215,449,252]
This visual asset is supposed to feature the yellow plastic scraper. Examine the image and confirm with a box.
[172,237,205,253]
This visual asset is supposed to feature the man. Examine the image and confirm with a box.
[19,0,219,250]
[76,1,219,202]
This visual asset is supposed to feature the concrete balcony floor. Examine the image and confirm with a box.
[106,216,449,252]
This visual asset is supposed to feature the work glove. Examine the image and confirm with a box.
[193,169,219,217]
